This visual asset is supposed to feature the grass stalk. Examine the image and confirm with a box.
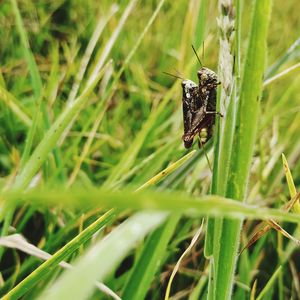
[208,0,272,299]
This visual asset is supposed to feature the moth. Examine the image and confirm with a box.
[165,46,221,149]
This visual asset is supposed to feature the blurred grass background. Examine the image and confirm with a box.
[0,0,300,299]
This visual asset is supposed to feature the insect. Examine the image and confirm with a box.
[165,46,221,149]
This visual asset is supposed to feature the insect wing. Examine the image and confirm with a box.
[196,67,219,146]
[181,80,199,148]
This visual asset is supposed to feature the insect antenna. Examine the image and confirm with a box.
[163,71,184,80]
[174,68,184,78]
[191,44,202,67]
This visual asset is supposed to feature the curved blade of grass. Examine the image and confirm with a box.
[164,221,204,300]
[239,192,300,254]
[0,86,32,126]
[264,62,300,86]
[265,36,300,78]
[122,214,180,300]
[1,209,116,300]
[256,266,282,300]
[136,150,196,191]
[282,153,300,213]
[38,211,168,300]
[4,189,300,225]
[250,280,257,300]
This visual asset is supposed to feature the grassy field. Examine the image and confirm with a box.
[1,0,300,299]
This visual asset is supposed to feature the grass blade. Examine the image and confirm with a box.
[211,1,272,299]
[164,221,204,300]
[282,153,300,213]
[256,266,282,300]
[38,211,168,300]
[122,215,180,300]
[1,209,115,300]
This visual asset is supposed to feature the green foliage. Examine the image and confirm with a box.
[1,0,300,299]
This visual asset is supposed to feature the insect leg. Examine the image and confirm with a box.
[198,136,212,173]
[204,110,224,117]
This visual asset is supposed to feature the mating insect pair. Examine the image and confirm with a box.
[166,46,222,149]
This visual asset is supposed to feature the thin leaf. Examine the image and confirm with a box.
[136,150,196,191]
[240,191,300,254]
[256,266,282,300]
[4,188,300,225]
[1,210,116,300]
[282,153,300,213]
[164,220,204,300]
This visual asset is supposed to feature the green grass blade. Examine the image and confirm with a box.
[4,188,300,225]
[164,221,203,300]
[0,86,32,127]
[136,150,196,191]
[194,0,208,47]
[256,266,282,300]
[282,153,300,213]
[205,1,237,295]
[212,0,272,299]
[226,0,271,201]
[38,211,168,300]
[205,0,237,259]
[265,36,300,78]
[122,215,180,300]
[1,210,115,300]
